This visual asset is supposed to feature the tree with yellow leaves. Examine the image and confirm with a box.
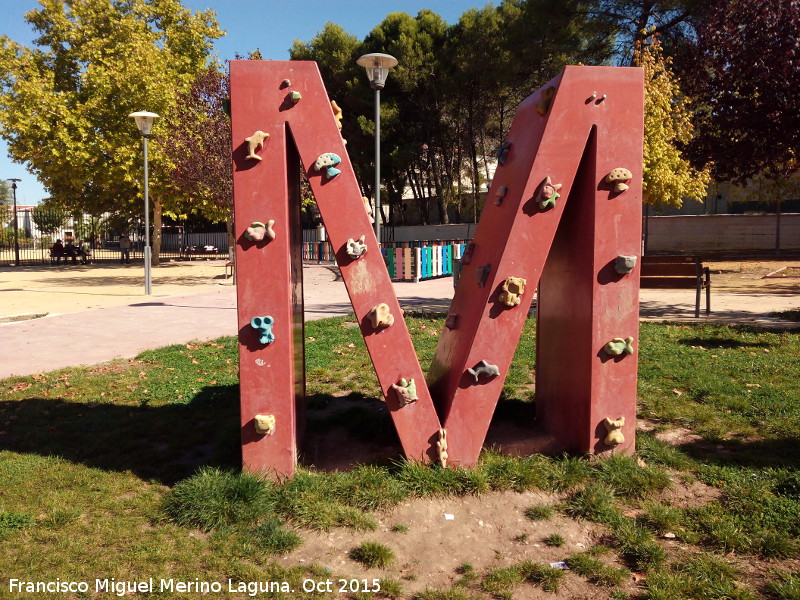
[634,31,710,209]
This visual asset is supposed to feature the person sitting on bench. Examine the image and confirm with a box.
[50,239,65,265]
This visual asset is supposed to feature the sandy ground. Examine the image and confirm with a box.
[0,259,233,319]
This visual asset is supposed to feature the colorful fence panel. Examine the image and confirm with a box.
[302,239,468,283]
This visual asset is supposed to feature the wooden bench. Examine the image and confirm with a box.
[640,255,710,318]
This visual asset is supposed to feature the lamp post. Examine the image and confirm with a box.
[356,53,397,245]
[7,178,21,267]
[129,110,159,295]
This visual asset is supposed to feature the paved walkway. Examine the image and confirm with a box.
[1,263,798,379]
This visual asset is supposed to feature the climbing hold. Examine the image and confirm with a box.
[615,255,637,275]
[245,220,276,242]
[603,416,625,447]
[466,359,500,384]
[604,336,635,356]
[250,315,275,345]
[445,313,458,330]
[244,130,270,161]
[362,196,374,224]
[605,168,632,193]
[368,303,394,329]
[281,79,291,87]
[496,141,512,166]
[346,235,368,259]
[499,276,527,307]
[535,86,556,116]
[437,428,448,468]
[538,176,562,210]
[494,186,508,206]
[460,241,476,265]
[476,263,491,287]
[289,90,302,103]
[315,152,342,179]
[391,378,418,407]
[331,100,343,129]
[254,414,276,436]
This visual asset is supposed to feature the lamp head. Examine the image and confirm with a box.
[356,53,398,90]
[7,178,20,189]
[128,111,160,136]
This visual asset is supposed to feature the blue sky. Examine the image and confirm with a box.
[0,0,488,205]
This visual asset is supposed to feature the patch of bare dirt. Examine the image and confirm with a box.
[278,491,640,598]
[707,259,800,294]
[653,427,703,447]
[657,476,721,509]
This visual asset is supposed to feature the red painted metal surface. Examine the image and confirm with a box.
[429,66,644,464]
[231,62,643,476]
[231,61,442,476]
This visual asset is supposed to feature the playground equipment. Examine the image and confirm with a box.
[230,61,644,477]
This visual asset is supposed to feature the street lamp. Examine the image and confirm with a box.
[7,178,21,267]
[356,53,397,245]
[128,110,159,295]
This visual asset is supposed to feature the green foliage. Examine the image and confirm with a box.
[563,482,619,522]
[0,0,222,226]
[593,454,672,498]
[162,467,272,531]
[249,518,302,555]
[524,505,553,521]
[637,502,684,536]
[766,571,800,600]
[349,541,395,568]
[644,555,756,600]
[566,553,628,586]
[612,519,667,571]
[0,510,35,537]
[634,32,710,209]
[543,533,565,547]
[30,204,67,235]
[482,561,565,597]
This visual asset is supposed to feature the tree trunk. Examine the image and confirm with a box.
[152,196,162,266]
[408,167,428,225]
[430,145,449,224]
[226,216,235,256]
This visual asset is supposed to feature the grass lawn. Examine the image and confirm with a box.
[1,316,799,599]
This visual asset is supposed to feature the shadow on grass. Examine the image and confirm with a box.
[677,336,771,349]
[0,385,241,485]
[676,436,800,470]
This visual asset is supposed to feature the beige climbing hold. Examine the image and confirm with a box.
[245,220,276,242]
[605,167,632,192]
[368,303,394,328]
[245,130,269,161]
[437,428,448,468]
[499,276,526,307]
[391,378,418,407]
[331,100,343,129]
[603,416,625,447]
[346,235,368,259]
[254,414,276,436]
[362,197,374,224]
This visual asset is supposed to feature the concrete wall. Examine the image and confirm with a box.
[646,214,799,254]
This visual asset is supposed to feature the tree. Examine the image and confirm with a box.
[681,0,800,183]
[30,203,66,234]
[592,0,701,62]
[0,0,222,264]
[161,64,234,246]
[634,32,710,208]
